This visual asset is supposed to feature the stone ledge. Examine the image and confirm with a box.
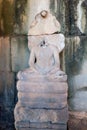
[14,107,68,123]
[17,101,67,109]
[17,81,68,94]
[15,122,67,130]
[18,92,67,103]
[15,122,66,129]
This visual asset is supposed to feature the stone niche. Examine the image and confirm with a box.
[14,10,68,130]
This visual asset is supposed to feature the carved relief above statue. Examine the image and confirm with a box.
[28,10,61,35]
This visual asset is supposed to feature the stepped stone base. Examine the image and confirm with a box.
[14,80,68,130]
[16,123,67,130]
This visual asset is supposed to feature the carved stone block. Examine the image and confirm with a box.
[17,81,68,94]
[14,80,68,130]
[15,107,68,123]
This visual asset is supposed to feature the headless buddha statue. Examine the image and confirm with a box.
[18,39,67,82]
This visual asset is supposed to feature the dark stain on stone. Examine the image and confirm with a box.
[65,36,86,76]
[50,0,65,33]
[82,0,87,9]
[15,0,27,28]
[0,0,15,36]
[65,0,82,36]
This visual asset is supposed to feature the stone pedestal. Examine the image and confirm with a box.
[14,80,68,130]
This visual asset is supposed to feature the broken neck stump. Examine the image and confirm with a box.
[14,10,68,130]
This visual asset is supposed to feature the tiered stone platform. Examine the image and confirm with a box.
[14,79,68,130]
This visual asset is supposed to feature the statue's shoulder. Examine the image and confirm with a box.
[56,33,65,40]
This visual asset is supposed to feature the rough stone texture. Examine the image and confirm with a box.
[0,37,11,71]
[68,111,87,130]
[15,61,68,130]
[0,72,16,107]
[65,36,81,78]
[65,0,87,35]
[65,35,87,128]
[0,105,15,130]
[65,0,80,35]
[11,36,29,72]
[16,122,67,129]
[17,81,68,93]
[14,80,68,130]
[50,0,65,34]
[65,36,87,111]
[17,128,67,130]
[17,81,68,109]
[82,0,87,34]
[0,72,16,130]
[15,107,68,123]
[18,92,67,104]
[0,0,15,36]
[14,0,28,34]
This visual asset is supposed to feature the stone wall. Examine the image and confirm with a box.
[64,0,87,129]
[0,0,87,130]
